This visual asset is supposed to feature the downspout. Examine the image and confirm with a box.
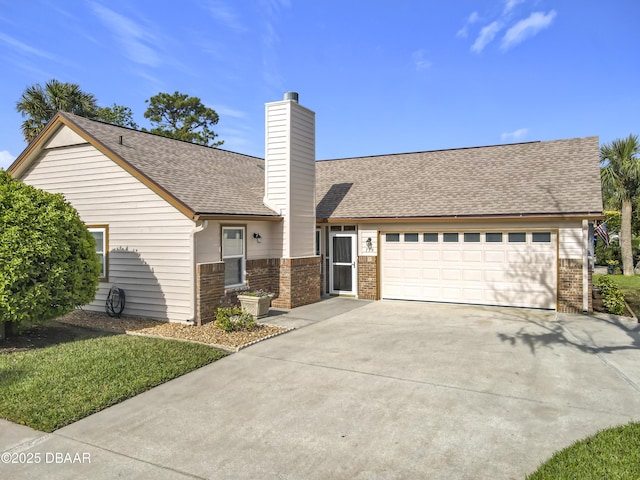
[582,219,589,312]
[191,220,209,325]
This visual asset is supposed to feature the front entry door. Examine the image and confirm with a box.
[330,233,357,295]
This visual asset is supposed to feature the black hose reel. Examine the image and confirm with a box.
[105,286,126,317]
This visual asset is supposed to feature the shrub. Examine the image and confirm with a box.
[0,171,101,331]
[214,306,256,332]
[594,276,626,315]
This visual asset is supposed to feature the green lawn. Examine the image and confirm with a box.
[0,335,227,432]
[593,273,640,316]
[526,422,640,479]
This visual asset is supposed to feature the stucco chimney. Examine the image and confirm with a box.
[264,92,316,258]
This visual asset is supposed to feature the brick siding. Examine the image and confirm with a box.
[196,262,225,325]
[271,256,321,309]
[358,256,378,300]
[558,258,589,313]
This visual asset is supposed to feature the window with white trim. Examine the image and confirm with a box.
[88,227,107,280]
[222,226,245,287]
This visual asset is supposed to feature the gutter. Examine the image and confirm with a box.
[191,220,209,326]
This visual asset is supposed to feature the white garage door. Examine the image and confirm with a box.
[381,231,557,309]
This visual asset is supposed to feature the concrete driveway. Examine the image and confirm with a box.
[3,298,640,479]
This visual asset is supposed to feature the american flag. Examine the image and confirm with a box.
[595,222,610,247]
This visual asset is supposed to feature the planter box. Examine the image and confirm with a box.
[237,295,271,319]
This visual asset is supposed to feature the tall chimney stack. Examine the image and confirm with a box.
[264,92,316,258]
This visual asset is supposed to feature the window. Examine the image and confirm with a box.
[88,226,108,280]
[508,232,526,243]
[330,225,342,232]
[464,233,480,242]
[316,229,321,255]
[386,233,400,242]
[404,233,419,242]
[343,225,356,231]
[532,232,551,243]
[423,233,438,242]
[443,233,459,243]
[222,226,245,286]
[486,232,503,243]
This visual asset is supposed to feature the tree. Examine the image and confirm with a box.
[144,91,223,146]
[600,134,640,275]
[96,103,139,129]
[16,79,98,143]
[0,171,101,334]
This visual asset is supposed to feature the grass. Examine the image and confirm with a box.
[0,335,227,432]
[593,273,640,316]
[526,422,640,479]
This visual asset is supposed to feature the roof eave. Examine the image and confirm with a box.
[316,212,604,223]
[194,213,283,221]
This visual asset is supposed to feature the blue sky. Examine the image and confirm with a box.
[1,0,638,170]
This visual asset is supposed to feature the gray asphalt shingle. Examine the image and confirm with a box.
[316,137,603,219]
[61,112,277,217]
[61,114,602,219]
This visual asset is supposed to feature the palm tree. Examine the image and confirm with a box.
[16,79,98,143]
[601,134,640,275]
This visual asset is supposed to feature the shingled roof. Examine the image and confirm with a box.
[316,137,603,219]
[53,112,278,218]
[14,113,602,221]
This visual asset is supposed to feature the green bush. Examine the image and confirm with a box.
[594,276,626,315]
[214,306,256,332]
[0,171,101,330]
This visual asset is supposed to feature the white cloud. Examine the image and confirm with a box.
[504,0,524,14]
[203,0,247,32]
[0,32,58,61]
[501,128,528,142]
[0,150,16,170]
[471,21,502,53]
[210,104,246,119]
[90,3,162,67]
[456,11,480,38]
[412,50,432,71]
[501,10,557,50]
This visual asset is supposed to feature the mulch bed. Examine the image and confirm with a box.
[0,310,291,354]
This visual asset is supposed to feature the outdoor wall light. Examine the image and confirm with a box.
[366,237,373,251]
[253,232,262,243]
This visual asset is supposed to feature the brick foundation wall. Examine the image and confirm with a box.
[558,258,586,313]
[246,258,280,296]
[196,262,225,325]
[197,257,321,319]
[358,256,378,300]
[271,256,321,309]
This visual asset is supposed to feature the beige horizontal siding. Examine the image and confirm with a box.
[21,144,195,322]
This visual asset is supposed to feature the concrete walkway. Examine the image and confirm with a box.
[2,298,640,479]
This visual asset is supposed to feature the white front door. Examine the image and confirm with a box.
[330,232,357,295]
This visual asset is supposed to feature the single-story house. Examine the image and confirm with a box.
[8,92,603,323]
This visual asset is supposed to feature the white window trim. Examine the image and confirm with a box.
[222,226,246,287]
[88,226,108,280]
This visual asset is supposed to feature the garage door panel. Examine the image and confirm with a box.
[485,270,505,282]
[463,269,482,281]
[463,250,482,262]
[485,251,505,263]
[403,249,421,261]
[381,230,557,309]
[422,250,440,261]
[442,250,461,261]
[462,288,483,300]
[442,287,462,299]
[422,268,440,280]
[442,269,461,280]
[404,267,421,279]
